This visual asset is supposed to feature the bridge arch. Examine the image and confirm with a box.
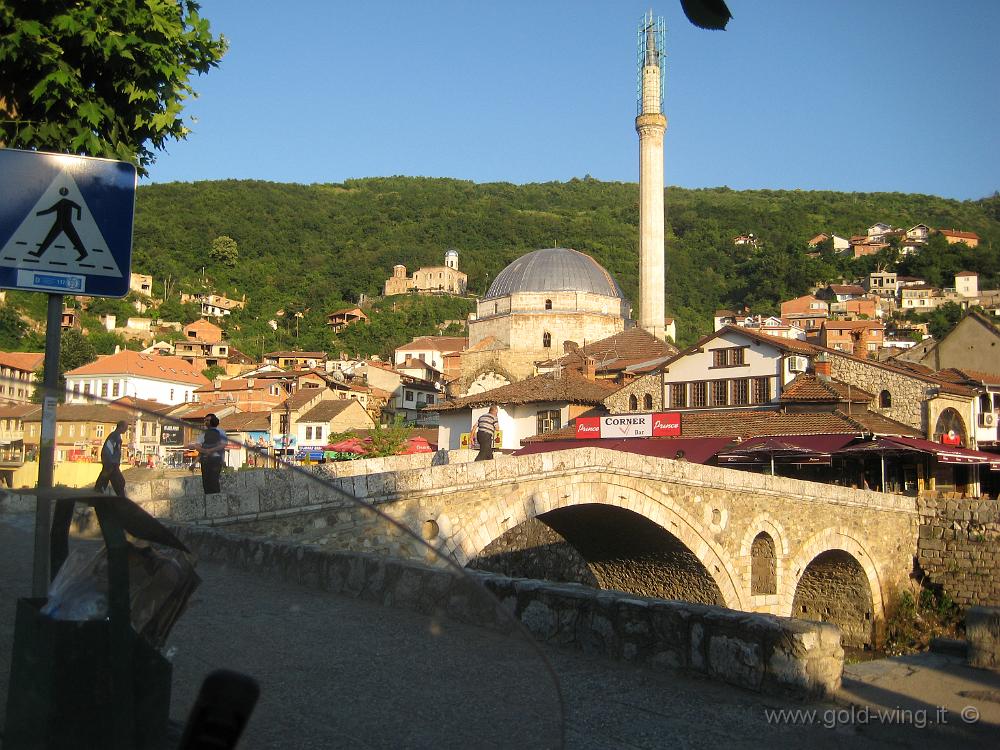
[440,479,747,610]
[782,528,885,648]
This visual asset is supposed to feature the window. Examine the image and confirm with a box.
[880,390,892,409]
[643,393,653,410]
[732,379,749,406]
[68,424,75,437]
[629,394,638,411]
[405,391,414,402]
[711,347,747,368]
[752,377,770,404]
[100,381,108,397]
[542,332,551,348]
[536,409,561,434]
[671,383,687,408]
[112,381,120,397]
[544,299,552,310]
[169,389,174,401]
[316,426,323,441]
[691,382,708,408]
[712,380,728,406]
[305,426,313,440]
[57,424,62,437]
[427,395,435,405]
[95,425,104,438]
[73,383,80,397]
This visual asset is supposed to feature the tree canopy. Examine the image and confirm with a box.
[0,0,227,173]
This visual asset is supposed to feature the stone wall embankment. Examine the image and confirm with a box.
[169,524,844,698]
[917,496,1000,608]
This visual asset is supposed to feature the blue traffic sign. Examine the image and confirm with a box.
[0,149,136,298]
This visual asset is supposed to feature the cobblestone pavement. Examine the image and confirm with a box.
[0,513,996,749]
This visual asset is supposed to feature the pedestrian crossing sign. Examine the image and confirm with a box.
[0,149,136,298]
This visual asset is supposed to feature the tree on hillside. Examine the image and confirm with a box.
[209,235,239,267]
[30,328,97,402]
[0,1,227,173]
[0,304,28,350]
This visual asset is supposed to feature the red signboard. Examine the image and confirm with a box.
[652,412,681,437]
[575,417,601,439]
[941,430,962,446]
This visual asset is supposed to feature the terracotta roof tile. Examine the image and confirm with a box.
[541,328,677,370]
[433,371,618,411]
[300,400,365,422]
[395,336,467,353]
[0,351,44,372]
[64,350,209,387]
[780,374,874,403]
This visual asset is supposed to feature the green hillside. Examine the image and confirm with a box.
[5,178,999,356]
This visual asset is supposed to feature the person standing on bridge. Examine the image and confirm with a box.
[474,405,499,461]
[94,419,129,497]
[189,413,228,494]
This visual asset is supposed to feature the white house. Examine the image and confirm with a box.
[393,336,467,374]
[64,350,209,405]
[640,326,818,412]
[431,371,617,451]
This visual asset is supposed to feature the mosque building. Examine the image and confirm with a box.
[455,13,670,395]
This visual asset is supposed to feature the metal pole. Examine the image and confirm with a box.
[32,293,63,596]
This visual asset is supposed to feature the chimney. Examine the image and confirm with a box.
[213,378,222,389]
[852,326,869,359]
[584,356,597,381]
[814,352,832,381]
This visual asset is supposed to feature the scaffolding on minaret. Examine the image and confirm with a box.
[636,12,666,116]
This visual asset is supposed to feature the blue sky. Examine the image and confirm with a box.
[145,0,1000,201]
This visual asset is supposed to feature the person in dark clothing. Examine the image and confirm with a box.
[191,413,227,494]
[94,420,129,496]
[474,406,499,461]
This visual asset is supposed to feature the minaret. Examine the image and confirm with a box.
[636,12,667,340]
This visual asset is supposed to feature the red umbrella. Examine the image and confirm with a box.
[400,436,434,454]
[325,437,368,454]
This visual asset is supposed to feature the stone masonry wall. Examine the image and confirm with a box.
[827,352,928,430]
[169,523,844,698]
[917,496,1000,608]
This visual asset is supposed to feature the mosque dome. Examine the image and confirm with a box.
[484,248,626,300]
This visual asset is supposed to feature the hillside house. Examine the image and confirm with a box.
[818,320,884,355]
[0,351,44,404]
[939,230,980,248]
[326,307,368,332]
[779,295,828,332]
[64,351,208,405]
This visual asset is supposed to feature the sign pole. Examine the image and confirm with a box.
[32,292,63,596]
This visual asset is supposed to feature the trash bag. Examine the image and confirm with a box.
[41,540,200,649]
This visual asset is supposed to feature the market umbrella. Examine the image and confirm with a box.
[400,436,434,454]
[325,437,368,454]
[716,437,823,475]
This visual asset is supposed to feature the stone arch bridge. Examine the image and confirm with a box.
[222,447,917,648]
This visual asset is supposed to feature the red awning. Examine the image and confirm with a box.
[880,436,1000,469]
[716,434,858,465]
[514,437,735,465]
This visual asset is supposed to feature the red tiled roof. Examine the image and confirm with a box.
[939,230,980,241]
[395,336,468,353]
[0,351,45,372]
[828,284,866,295]
[64,350,209,386]
[780,374,874,403]
[540,328,677,371]
[219,411,271,432]
[433,371,618,411]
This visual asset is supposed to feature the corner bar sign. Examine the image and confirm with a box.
[576,413,681,439]
[0,149,136,298]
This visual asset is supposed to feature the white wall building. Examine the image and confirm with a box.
[64,350,209,405]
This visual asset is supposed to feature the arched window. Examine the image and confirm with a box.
[542,331,551,348]
[643,393,653,410]
[879,390,892,408]
[751,532,777,595]
[544,299,552,310]
[629,394,638,411]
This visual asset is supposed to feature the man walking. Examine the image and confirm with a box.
[474,405,499,461]
[191,413,227,494]
[94,419,129,496]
